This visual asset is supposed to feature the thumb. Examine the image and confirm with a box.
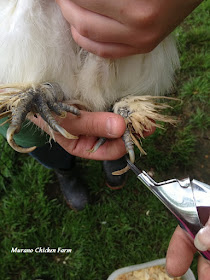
[31,110,126,139]
[59,110,126,138]
[194,216,210,251]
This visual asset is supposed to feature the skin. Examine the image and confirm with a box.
[166,226,210,280]
[32,111,210,280]
[36,0,207,276]
[56,0,203,58]
[31,111,155,160]
[195,217,210,252]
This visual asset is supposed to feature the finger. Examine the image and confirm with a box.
[54,134,127,160]
[31,110,126,139]
[31,110,155,139]
[30,112,127,160]
[166,226,197,277]
[58,0,154,51]
[56,0,160,56]
[194,225,210,251]
[29,111,154,160]
[71,27,141,58]
[61,120,155,159]
[198,256,210,280]
[33,114,126,160]
[57,0,127,23]
[58,1,134,44]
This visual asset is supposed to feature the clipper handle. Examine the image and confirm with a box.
[173,178,210,260]
[189,179,210,260]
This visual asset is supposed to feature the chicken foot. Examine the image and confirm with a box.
[0,82,80,153]
[89,95,176,175]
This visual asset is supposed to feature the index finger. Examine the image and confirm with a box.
[54,134,127,160]
[57,0,125,22]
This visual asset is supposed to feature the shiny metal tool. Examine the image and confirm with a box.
[126,158,210,260]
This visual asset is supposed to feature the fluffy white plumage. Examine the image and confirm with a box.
[0,0,179,111]
[0,0,180,160]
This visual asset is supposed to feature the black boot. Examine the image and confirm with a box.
[102,156,127,189]
[55,167,89,211]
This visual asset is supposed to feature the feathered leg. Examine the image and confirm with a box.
[89,95,176,175]
[0,82,80,153]
[112,95,176,174]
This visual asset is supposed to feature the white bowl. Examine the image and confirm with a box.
[107,258,196,280]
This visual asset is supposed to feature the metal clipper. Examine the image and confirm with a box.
[126,158,210,260]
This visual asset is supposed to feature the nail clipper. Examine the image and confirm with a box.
[126,158,210,260]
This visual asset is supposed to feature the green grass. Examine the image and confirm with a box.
[0,1,209,279]
[0,149,177,280]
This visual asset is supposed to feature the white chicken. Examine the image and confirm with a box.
[0,0,179,167]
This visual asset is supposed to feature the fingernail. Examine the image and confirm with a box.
[194,228,209,251]
[106,117,119,137]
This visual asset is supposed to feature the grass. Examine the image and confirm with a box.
[0,1,209,279]
[0,151,177,280]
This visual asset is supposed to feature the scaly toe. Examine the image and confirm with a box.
[0,82,81,152]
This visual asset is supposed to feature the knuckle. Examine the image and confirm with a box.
[128,4,158,29]
[141,7,158,27]
[122,3,161,53]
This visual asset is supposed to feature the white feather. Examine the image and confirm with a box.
[0,0,180,112]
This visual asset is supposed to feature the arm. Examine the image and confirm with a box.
[56,0,203,58]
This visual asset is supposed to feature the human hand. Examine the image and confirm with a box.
[194,216,210,252]
[31,110,155,161]
[166,225,210,280]
[56,0,203,58]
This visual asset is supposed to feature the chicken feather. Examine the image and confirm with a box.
[0,0,180,165]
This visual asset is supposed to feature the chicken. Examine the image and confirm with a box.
[0,1,179,168]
